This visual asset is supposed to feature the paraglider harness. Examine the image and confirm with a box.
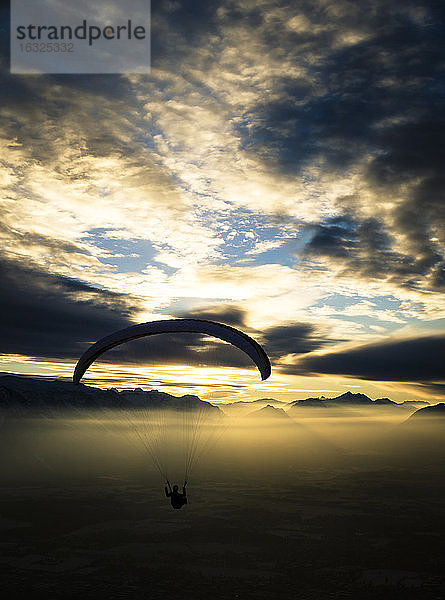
[165,480,187,509]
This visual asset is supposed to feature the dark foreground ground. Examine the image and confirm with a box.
[1,417,445,599]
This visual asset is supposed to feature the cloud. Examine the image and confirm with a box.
[261,322,331,360]
[161,263,328,329]
[0,254,136,360]
[180,304,248,327]
[282,333,445,383]
[223,0,445,293]
[234,0,444,174]
[298,213,445,292]
[0,66,226,301]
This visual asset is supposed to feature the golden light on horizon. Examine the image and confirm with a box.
[76,362,273,401]
[0,353,438,404]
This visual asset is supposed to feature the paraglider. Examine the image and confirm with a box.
[73,319,271,385]
[73,318,271,508]
[165,480,187,509]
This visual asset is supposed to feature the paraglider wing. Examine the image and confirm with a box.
[73,319,271,384]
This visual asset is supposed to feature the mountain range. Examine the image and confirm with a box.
[219,391,430,415]
[0,374,437,418]
[288,391,430,411]
[0,374,220,414]
[218,398,289,409]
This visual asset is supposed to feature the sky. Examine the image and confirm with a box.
[1,0,444,403]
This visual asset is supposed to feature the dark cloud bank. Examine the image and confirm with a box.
[282,334,445,385]
[0,254,135,361]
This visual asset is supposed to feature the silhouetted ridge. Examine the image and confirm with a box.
[374,397,396,405]
[218,398,288,409]
[0,374,221,414]
[288,391,430,411]
[247,404,290,419]
[408,403,445,420]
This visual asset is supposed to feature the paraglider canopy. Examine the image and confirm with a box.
[73,318,271,384]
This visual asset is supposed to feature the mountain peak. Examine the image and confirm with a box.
[409,403,445,419]
[247,404,290,419]
[335,391,373,403]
